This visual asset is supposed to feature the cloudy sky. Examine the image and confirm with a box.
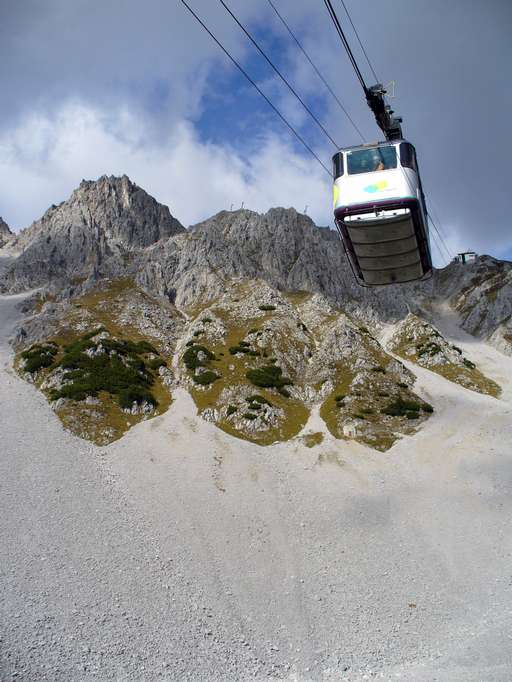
[1,0,510,264]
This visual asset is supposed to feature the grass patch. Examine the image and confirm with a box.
[302,432,324,448]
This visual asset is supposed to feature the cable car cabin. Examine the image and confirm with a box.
[332,140,432,286]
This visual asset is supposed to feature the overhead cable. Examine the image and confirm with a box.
[322,0,368,94]
[178,0,332,176]
[265,0,364,141]
[337,0,379,83]
[219,0,339,148]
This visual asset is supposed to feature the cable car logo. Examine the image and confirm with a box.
[363,180,389,193]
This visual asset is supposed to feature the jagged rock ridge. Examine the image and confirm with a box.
[0,175,184,293]
[0,217,13,249]
[1,175,511,351]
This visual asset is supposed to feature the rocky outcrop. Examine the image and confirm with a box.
[0,217,13,248]
[386,313,500,396]
[137,207,431,318]
[434,255,512,340]
[1,175,184,293]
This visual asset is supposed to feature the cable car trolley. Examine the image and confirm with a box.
[333,137,432,286]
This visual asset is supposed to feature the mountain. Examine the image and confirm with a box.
[0,217,13,248]
[0,175,184,292]
[138,206,427,316]
[2,174,511,448]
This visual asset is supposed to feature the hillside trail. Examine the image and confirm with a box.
[1,291,511,681]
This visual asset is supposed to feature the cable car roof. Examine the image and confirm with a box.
[337,139,413,153]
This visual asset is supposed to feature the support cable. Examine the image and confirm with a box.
[322,0,368,94]
[177,0,332,176]
[337,0,379,83]
[265,0,364,142]
[219,0,340,148]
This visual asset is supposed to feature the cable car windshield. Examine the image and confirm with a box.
[347,146,397,175]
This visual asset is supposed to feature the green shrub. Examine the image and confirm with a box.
[243,412,258,420]
[422,402,434,413]
[202,317,212,324]
[246,365,292,391]
[371,366,386,373]
[334,394,345,402]
[21,343,58,373]
[118,386,157,409]
[148,357,166,371]
[406,411,419,420]
[192,371,219,385]
[248,328,258,335]
[452,345,463,354]
[246,394,271,405]
[396,382,408,389]
[278,387,291,398]
[186,340,194,347]
[377,391,389,397]
[247,402,262,411]
[359,326,369,333]
[463,358,476,369]
[248,350,260,356]
[258,304,276,311]
[183,345,213,369]
[417,342,441,358]
[51,338,157,409]
[229,345,250,355]
[226,405,237,416]
[381,397,422,417]
[239,341,250,347]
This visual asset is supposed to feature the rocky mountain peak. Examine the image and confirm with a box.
[0,175,185,293]
[0,217,13,248]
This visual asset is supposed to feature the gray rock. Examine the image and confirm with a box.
[0,175,185,293]
[0,216,13,248]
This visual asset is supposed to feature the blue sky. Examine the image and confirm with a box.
[1,0,511,266]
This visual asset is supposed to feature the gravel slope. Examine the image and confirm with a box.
[1,292,511,681]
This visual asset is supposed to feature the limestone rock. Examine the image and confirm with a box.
[1,175,184,293]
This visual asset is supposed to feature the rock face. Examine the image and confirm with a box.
[137,207,430,318]
[434,255,512,340]
[1,175,184,292]
[1,175,511,349]
[0,217,13,248]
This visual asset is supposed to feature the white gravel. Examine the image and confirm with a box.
[1,291,512,681]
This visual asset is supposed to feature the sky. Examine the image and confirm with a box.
[1,0,511,265]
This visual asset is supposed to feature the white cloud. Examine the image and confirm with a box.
[0,101,332,232]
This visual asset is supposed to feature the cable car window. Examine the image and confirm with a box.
[332,152,344,179]
[347,146,397,175]
[400,142,417,171]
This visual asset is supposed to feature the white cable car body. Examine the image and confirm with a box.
[333,140,432,285]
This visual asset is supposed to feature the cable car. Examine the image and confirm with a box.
[332,140,432,286]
